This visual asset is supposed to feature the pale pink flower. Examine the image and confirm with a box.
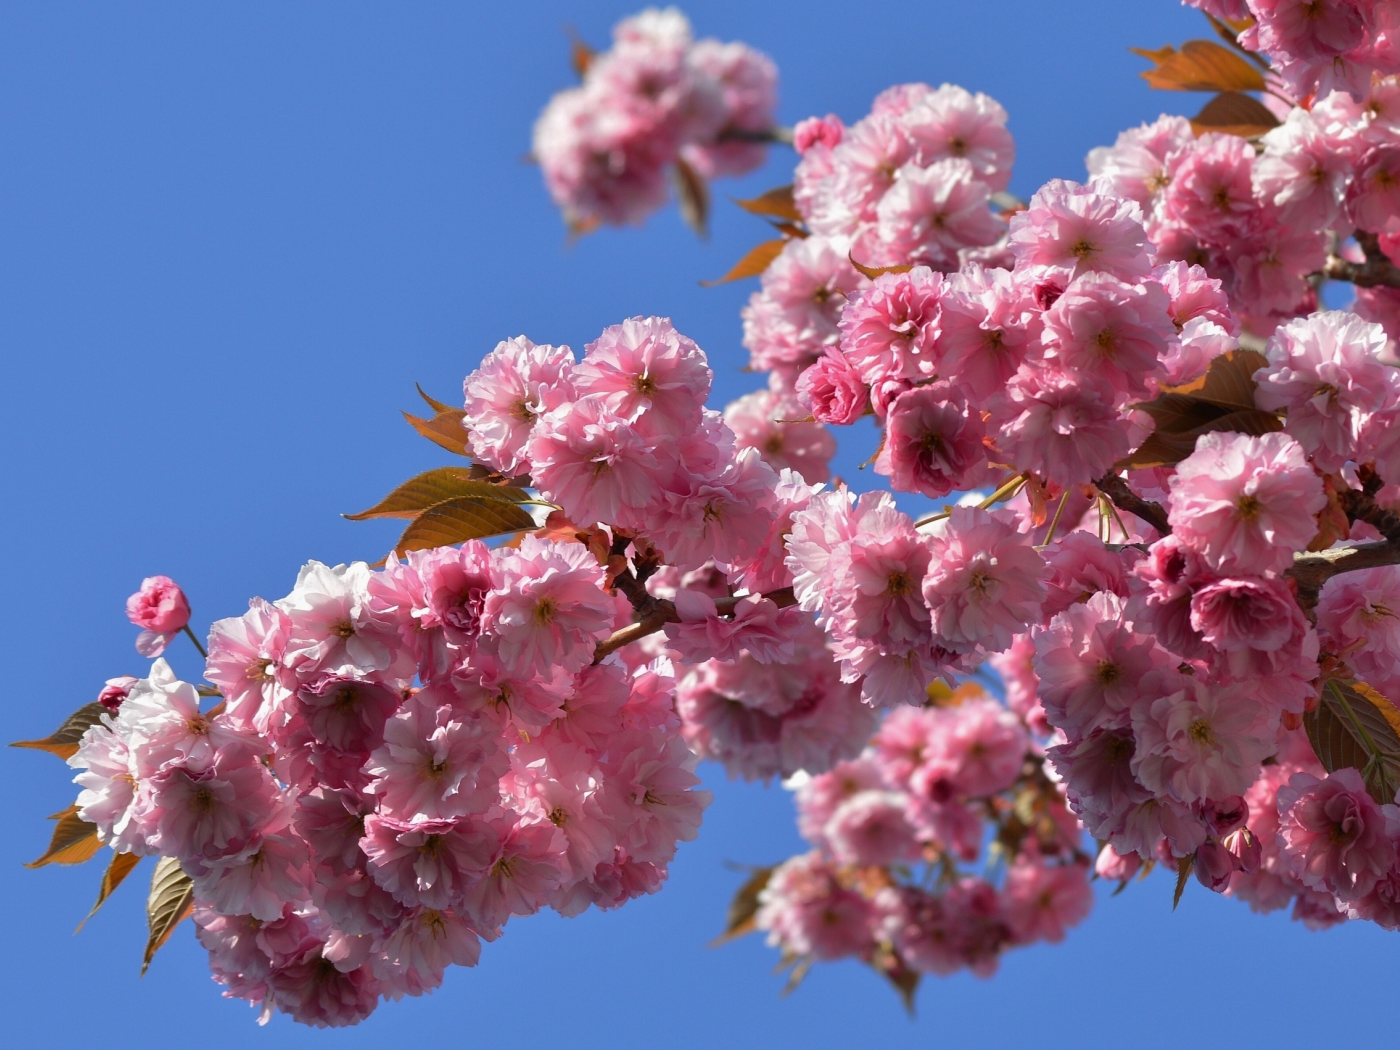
[361,814,496,910]
[265,943,381,1028]
[803,113,913,235]
[69,721,151,854]
[293,786,370,875]
[116,658,247,776]
[934,264,1041,400]
[795,757,889,845]
[1095,842,1142,882]
[603,728,711,865]
[278,561,406,683]
[483,536,615,675]
[990,634,1049,735]
[459,815,569,929]
[1086,116,1194,214]
[1130,673,1274,804]
[406,541,495,650]
[295,676,403,758]
[825,790,921,866]
[921,698,1029,797]
[527,395,659,528]
[875,383,989,498]
[1254,311,1394,473]
[722,385,836,484]
[573,316,711,437]
[1040,530,1140,619]
[372,907,481,1000]
[126,575,191,657]
[682,39,777,179]
[458,649,573,732]
[1008,178,1153,280]
[142,743,280,863]
[654,446,779,571]
[1278,768,1399,901]
[877,880,1010,977]
[755,851,874,960]
[663,591,803,666]
[999,365,1128,487]
[741,235,864,379]
[922,507,1047,655]
[784,486,859,613]
[838,267,945,385]
[1318,566,1400,683]
[1254,107,1351,231]
[874,159,1001,269]
[1001,859,1093,945]
[205,598,292,734]
[832,507,932,652]
[902,84,1014,190]
[364,684,506,820]
[1034,592,1164,739]
[1041,271,1173,399]
[507,741,614,881]
[1163,133,1262,243]
[192,813,313,921]
[1152,260,1237,334]
[1347,144,1400,233]
[1111,793,1210,860]
[1168,431,1325,575]
[462,336,576,475]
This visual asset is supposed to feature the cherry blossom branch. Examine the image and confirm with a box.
[1322,231,1400,290]
[1093,473,1170,536]
[1289,541,1400,608]
[716,125,794,146]
[592,586,797,663]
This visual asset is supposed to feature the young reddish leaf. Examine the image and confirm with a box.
[11,702,108,761]
[701,239,787,286]
[77,852,142,932]
[567,31,595,78]
[673,157,710,238]
[1120,409,1283,469]
[345,468,536,521]
[711,866,773,945]
[391,495,542,554]
[415,383,456,415]
[26,805,101,868]
[733,185,802,222]
[1304,678,1400,805]
[1160,349,1269,412]
[142,857,194,976]
[869,945,920,1016]
[1191,91,1280,138]
[767,219,809,240]
[1131,40,1266,92]
[403,408,470,456]
[1173,855,1193,909]
[848,253,912,280]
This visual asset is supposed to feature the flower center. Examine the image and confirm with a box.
[1070,238,1096,259]
[1188,718,1215,746]
[887,571,912,597]
[1094,660,1123,686]
[1236,495,1262,521]
[332,620,355,639]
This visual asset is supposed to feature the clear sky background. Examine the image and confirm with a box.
[0,2,1390,1046]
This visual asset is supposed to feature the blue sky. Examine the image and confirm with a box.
[0,2,1390,1046]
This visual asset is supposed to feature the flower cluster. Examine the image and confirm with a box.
[1087,73,1400,331]
[1188,0,1400,102]
[533,9,777,230]
[754,685,1093,982]
[744,82,1014,388]
[70,547,711,1026]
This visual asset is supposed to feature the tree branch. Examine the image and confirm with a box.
[716,126,794,146]
[1288,541,1400,608]
[592,587,797,663]
[1094,473,1171,537]
[1322,231,1400,290]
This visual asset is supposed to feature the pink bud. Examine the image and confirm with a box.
[1223,827,1262,876]
[793,114,843,154]
[1095,843,1141,882]
[97,675,139,713]
[1198,795,1248,837]
[1194,840,1240,893]
[126,575,191,634]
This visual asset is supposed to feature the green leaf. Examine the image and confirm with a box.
[711,866,773,945]
[403,408,470,456]
[673,157,709,238]
[11,702,108,761]
[1304,678,1400,805]
[1173,854,1193,910]
[142,857,194,976]
[77,851,142,932]
[732,185,802,223]
[1191,91,1281,138]
[346,468,536,521]
[1131,39,1266,92]
[391,495,541,554]
[701,240,787,286]
[26,805,102,868]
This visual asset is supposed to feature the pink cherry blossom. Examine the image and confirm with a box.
[1041,271,1174,399]
[1278,768,1399,901]
[825,790,921,866]
[837,267,944,385]
[875,383,989,498]
[1001,859,1093,945]
[999,365,1128,487]
[722,384,836,484]
[1008,179,1153,280]
[126,575,191,656]
[756,851,875,961]
[462,336,576,476]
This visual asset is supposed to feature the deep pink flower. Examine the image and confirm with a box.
[838,267,945,385]
[874,159,1001,270]
[919,697,1029,797]
[1189,575,1306,654]
[875,383,989,498]
[1001,859,1093,945]
[361,814,496,910]
[934,264,1040,400]
[796,347,870,425]
[1041,272,1173,399]
[142,743,279,863]
[1000,365,1128,487]
[1163,133,1262,244]
[1278,768,1399,901]
[573,316,711,437]
[755,851,874,961]
[458,815,569,929]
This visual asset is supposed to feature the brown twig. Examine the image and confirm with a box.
[591,586,797,664]
[1289,541,1400,609]
[716,126,794,146]
[1322,231,1400,290]
[1093,473,1171,537]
